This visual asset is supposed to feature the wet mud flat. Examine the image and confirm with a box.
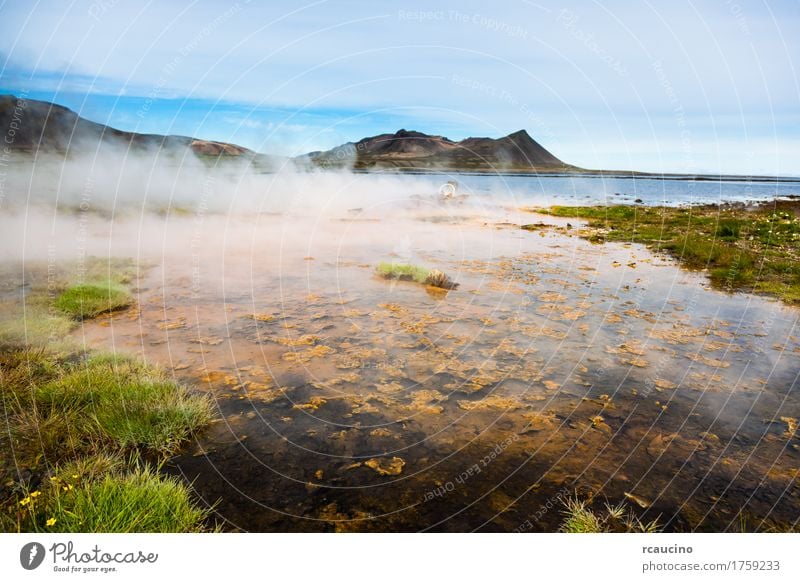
[76,208,800,532]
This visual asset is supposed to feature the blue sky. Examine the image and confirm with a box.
[1,0,798,174]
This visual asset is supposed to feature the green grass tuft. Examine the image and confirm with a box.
[10,463,211,533]
[376,262,431,283]
[2,349,214,465]
[716,219,743,240]
[33,354,213,455]
[560,497,603,533]
[375,263,458,289]
[1,347,216,533]
[55,283,131,319]
[1,257,141,348]
[559,495,661,533]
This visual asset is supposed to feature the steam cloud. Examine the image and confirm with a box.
[0,147,520,264]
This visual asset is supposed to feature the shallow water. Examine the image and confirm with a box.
[65,196,800,532]
[348,172,800,208]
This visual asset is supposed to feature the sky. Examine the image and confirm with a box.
[1,0,798,175]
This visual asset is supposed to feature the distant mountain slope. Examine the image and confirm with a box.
[297,128,573,171]
[0,95,270,162]
[2,95,575,172]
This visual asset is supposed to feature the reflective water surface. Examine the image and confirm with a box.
[70,194,800,532]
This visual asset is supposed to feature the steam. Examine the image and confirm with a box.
[0,147,521,265]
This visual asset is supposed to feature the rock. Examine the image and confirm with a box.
[699,431,720,443]
[780,416,798,438]
[590,415,612,435]
[365,457,405,476]
[647,433,677,459]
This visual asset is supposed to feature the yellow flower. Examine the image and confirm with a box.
[62,484,74,492]
[46,518,57,527]
[72,474,79,479]
[19,497,30,506]
[29,491,41,498]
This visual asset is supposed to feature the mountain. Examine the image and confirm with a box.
[0,95,276,163]
[297,128,573,172]
[2,95,573,172]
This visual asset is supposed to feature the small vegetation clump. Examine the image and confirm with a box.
[1,257,214,533]
[33,353,213,454]
[424,269,458,290]
[376,263,458,289]
[376,262,431,283]
[0,256,139,347]
[535,201,800,303]
[2,348,213,464]
[559,496,661,533]
[55,283,132,319]
[1,347,214,532]
[0,258,212,532]
[10,464,211,533]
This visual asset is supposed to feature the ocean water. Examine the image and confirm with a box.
[351,172,800,207]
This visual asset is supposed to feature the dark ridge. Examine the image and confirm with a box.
[0,94,262,160]
[299,126,572,172]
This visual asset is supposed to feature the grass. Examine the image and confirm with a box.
[559,495,661,533]
[560,497,604,533]
[534,201,800,303]
[3,349,213,462]
[376,262,431,283]
[0,297,73,350]
[0,256,140,347]
[376,262,458,289]
[9,465,210,533]
[55,283,131,319]
[0,257,214,532]
[0,347,215,532]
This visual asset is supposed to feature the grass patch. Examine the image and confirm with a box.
[0,297,73,350]
[0,257,213,532]
[0,256,140,348]
[55,283,131,319]
[3,349,213,461]
[376,262,458,289]
[716,219,743,241]
[376,262,431,283]
[559,496,661,533]
[534,201,800,303]
[560,497,604,533]
[1,346,215,532]
[7,464,211,533]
